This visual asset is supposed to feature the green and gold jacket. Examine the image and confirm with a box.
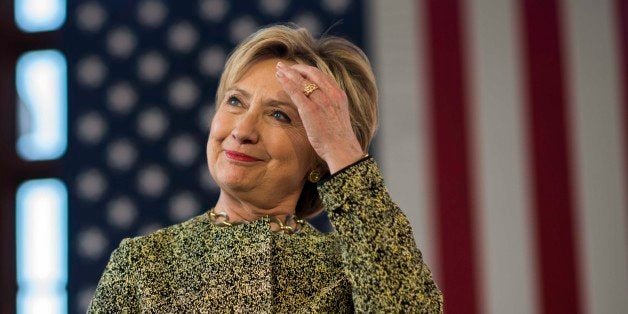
[88,157,443,313]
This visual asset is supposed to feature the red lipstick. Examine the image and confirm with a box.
[224,150,261,162]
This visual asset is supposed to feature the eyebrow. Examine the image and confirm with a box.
[230,88,251,99]
[228,87,297,111]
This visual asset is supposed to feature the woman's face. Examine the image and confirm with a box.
[207,58,316,205]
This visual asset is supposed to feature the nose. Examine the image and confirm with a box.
[231,110,260,144]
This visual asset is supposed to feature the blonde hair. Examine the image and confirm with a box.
[215,24,378,217]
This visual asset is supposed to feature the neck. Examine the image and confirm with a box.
[213,189,298,223]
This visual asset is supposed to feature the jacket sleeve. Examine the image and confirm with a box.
[87,238,140,313]
[317,156,444,313]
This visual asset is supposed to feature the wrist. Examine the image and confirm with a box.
[326,150,368,174]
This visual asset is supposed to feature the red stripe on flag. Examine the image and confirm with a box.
[519,1,583,313]
[616,0,628,241]
[422,1,481,313]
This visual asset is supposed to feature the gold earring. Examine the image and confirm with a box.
[308,169,321,183]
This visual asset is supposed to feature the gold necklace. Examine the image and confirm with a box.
[207,208,306,235]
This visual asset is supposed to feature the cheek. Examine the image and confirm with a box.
[207,112,231,169]
[289,127,315,161]
[270,128,314,174]
[209,110,232,140]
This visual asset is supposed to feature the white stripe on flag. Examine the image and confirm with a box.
[368,0,439,278]
[563,1,628,313]
[466,0,537,313]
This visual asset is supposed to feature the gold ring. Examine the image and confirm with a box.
[303,82,319,97]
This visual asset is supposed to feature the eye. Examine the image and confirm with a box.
[226,96,241,106]
[271,110,291,123]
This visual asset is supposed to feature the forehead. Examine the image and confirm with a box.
[231,58,295,98]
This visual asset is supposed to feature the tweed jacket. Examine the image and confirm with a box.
[88,157,443,313]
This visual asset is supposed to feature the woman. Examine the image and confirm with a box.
[89,25,443,313]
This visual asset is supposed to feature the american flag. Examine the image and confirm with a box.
[63,0,628,313]
[375,1,628,313]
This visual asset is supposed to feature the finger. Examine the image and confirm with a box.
[277,64,329,106]
[275,68,317,111]
[288,64,338,92]
[276,62,306,85]
[288,64,346,106]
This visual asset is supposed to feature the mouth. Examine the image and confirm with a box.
[224,150,263,162]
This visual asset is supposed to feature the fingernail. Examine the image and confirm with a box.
[277,61,284,68]
[276,70,284,78]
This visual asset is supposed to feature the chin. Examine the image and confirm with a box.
[216,177,257,193]
[214,165,258,192]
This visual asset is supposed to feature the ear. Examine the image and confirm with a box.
[314,162,329,177]
[305,162,326,179]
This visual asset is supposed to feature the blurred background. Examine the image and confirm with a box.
[1,0,626,313]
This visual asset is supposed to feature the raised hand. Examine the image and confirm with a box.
[275,61,363,174]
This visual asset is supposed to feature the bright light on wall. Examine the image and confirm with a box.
[16,50,67,161]
[16,179,68,314]
[15,0,66,32]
